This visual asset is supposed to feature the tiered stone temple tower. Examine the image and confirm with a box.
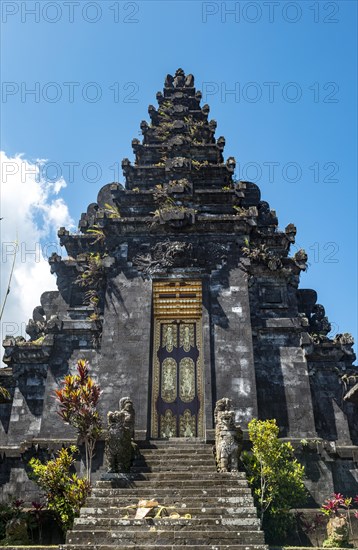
[1,69,357,502]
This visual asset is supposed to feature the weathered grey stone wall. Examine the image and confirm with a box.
[201,276,214,433]
[308,363,356,445]
[300,452,358,503]
[249,274,317,438]
[210,266,258,428]
[99,270,152,437]
[39,347,99,439]
[2,364,47,446]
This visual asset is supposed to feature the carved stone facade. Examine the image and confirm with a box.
[1,69,357,504]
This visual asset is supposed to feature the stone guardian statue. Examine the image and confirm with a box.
[214,398,243,473]
[105,397,135,472]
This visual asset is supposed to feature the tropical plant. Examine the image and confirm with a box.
[295,510,326,547]
[320,493,358,548]
[55,360,102,481]
[0,499,29,545]
[29,446,90,532]
[77,253,106,312]
[86,225,105,244]
[0,386,10,401]
[242,418,307,542]
[28,501,45,544]
[103,202,121,219]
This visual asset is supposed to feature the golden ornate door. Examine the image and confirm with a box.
[151,281,204,438]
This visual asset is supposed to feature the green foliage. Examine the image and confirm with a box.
[242,418,308,543]
[103,203,121,219]
[29,446,90,532]
[55,360,102,481]
[86,225,105,244]
[0,386,10,401]
[78,253,105,289]
[191,159,209,170]
[0,500,26,543]
[31,335,45,346]
[77,253,106,311]
[0,503,11,540]
[0,500,49,545]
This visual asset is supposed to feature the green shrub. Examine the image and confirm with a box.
[29,445,91,532]
[242,418,308,543]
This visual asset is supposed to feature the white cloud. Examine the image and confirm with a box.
[0,151,74,357]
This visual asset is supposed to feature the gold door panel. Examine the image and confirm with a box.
[151,280,204,438]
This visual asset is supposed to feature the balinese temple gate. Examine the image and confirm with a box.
[1,69,357,504]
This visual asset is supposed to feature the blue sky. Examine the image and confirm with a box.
[1,0,357,352]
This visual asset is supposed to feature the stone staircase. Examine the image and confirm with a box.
[64,440,268,549]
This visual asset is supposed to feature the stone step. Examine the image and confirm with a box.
[125,471,245,480]
[99,472,246,480]
[66,529,266,545]
[4,548,60,550]
[65,441,266,549]
[85,496,256,507]
[130,464,217,472]
[139,441,210,448]
[79,506,259,518]
[63,544,269,550]
[95,479,249,489]
[134,455,216,463]
[73,517,261,529]
[138,450,214,456]
[138,437,209,447]
[133,460,216,469]
[91,487,253,498]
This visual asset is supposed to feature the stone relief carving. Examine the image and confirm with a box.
[105,397,135,473]
[214,398,243,473]
[334,333,354,345]
[133,241,193,275]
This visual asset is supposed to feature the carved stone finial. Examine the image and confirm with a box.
[293,249,308,271]
[217,136,226,150]
[334,333,354,345]
[285,223,297,243]
[214,398,243,473]
[226,157,236,171]
[173,68,185,88]
[26,306,46,341]
[202,104,210,116]
[105,397,135,473]
[309,303,331,336]
[185,74,194,87]
[165,74,174,88]
[140,120,149,135]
